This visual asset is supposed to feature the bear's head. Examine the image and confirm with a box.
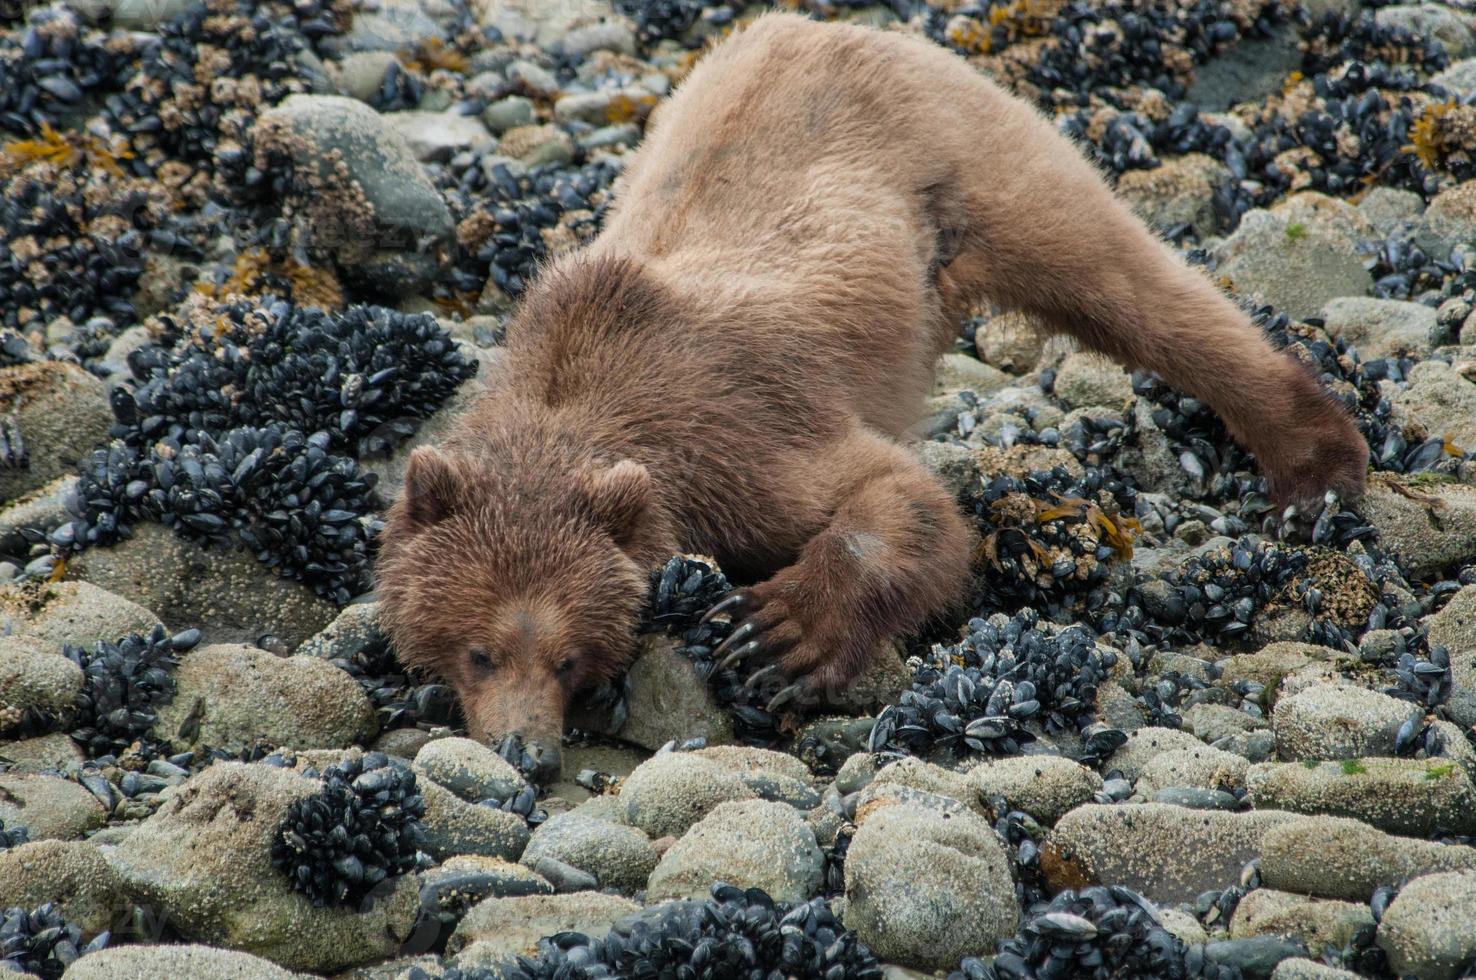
[376,444,657,780]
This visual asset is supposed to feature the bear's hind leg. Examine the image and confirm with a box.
[705,427,970,708]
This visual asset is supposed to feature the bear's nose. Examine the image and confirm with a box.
[523,738,561,783]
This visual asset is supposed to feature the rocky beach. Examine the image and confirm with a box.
[2,0,1476,977]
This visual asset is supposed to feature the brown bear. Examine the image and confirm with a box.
[375,12,1367,778]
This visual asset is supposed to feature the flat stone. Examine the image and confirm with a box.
[413,736,525,802]
[151,644,376,752]
[105,762,419,973]
[646,799,823,903]
[1271,682,1416,761]
[62,945,311,979]
[0,580,161,651]
[446,892,640,968]
[0,840,126,937]
[521,811,657,893]
[613,635,733,751]
[1105,727,1207,780]
[1360,474,1476,579]
[418,778,530,861]
[1213,208,1372,320]
[1044,803,1297,904]
[1246,757,1476,837]
[67,524,336,650]
[1321,297,1439,359]
[1230,888,1373,951]
[1377,870,1476,980]
[1260,814,1476,901]
[1053,352,1134,411]
[844,799,1017,970]
[0,773,106,841]
[1134,744,1250,795]
[968,755,1103,824]
[0,363,112,502]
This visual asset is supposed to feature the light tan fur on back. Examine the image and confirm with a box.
[376,14,1367,774]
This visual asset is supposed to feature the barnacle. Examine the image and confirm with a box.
[196,249,345,310]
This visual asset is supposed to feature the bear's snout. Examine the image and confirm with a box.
[460,669,568,782]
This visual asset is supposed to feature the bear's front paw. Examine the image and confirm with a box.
[701,576,872,712]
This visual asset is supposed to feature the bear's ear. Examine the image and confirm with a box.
[402,446,461,527]
[583,459,651,549]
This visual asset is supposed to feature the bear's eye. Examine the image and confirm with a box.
[469,647,494,672]
[555,657,575,677]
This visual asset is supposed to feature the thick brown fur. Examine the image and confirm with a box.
[376,13,1367,770]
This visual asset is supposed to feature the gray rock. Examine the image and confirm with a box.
[1360,474,1476,580]
[1216,641,1354,693]
[1260,814,1476,901]
[332,0,448,53]
[613,635,733,751]
[858,757,979,813]
[294,601,383,661]
[1119,153,1233,236]
[477,0,618,47]
[0,580,161,652]
[0,732,85,771]
[1427,585,1476,729]
[420,855,554,919]
[1153,787,1240,810]
[1134,745,1250,795]
[151,644,376,752]
[106,762,419,972]
[844,800,1017,970]
[1246,758,1476,836]
[933,352,1011,399]
[63,945,311,980]
[647,799,823,903]
[617,747,818,838]
[418,777,530,861]
[1201,938,1308,977]
[0,840,126,938]
[557,20,637,57]
[334,51,399,103]
[1378,870,1476,979]
[1321,297,1439,359]
[1186,23,1301,111]
[521,811,658,892]
[496,123,576,168]
[577,122,641,153]
[1415,180,1476,260]
[66,523,337,649]
[0,637,81,733]
[553,90,614,126]
[973,310,1049,374]
[1375,4,1475,58]
[0,363,112,502]
[1271,959,1363,980]
[506,60,561,98]
[1433,58,1476,99]
[1044,804,1297,904]
[1105,727,1207,780]
[446,892,640,968]
[0,774,106,841]
[1213,208,1372,319]
[0,476,73,559]
[1182,703,1263,743]
[1358,187,1425,236]
[1052,352,1133,410]
[382,109,493,162]
[482,95,535,134]
[1271,682,1416,760]
[1230,888,1373,951]
[967,755,1102,823]
[252,94,454,296]
[414,736,525,802]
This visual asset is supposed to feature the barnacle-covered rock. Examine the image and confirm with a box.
[646,798,824,903]
[0,840,125,939]
[844,798,1017,970]
[151,643,376,754]
[1246,757,1476,837]
[0,363,111,502]
[0,637,81,736]
[271,752,425,910]
[0,775,106,843]
[60,944,312,980]
[251,94,454,295]
[107,761,419,973]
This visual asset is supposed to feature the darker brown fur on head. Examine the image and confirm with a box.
[376,444,658,776]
